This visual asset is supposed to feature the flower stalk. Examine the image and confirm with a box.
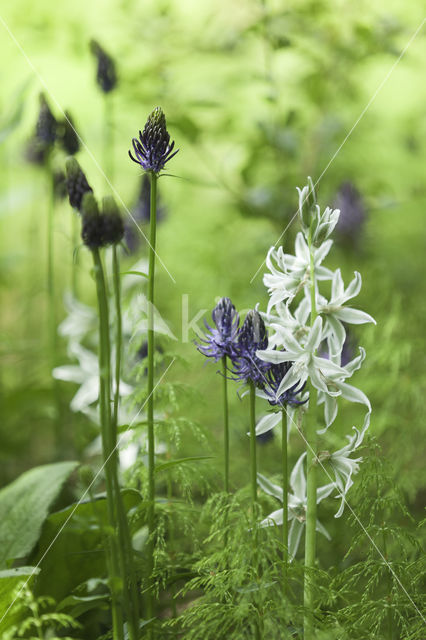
[112,243,141,639]
[281,409,288,596]
[146,170,158,632]
[222,356,230,493]
[92,247,124,640]
[304,222,319,638]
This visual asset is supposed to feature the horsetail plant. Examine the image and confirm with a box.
[129,106,178,635]
[65,161,140,640]
[256,177,375,637]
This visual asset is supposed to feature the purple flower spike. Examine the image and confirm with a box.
[197,297,240,362]
[128,107,179,174]
[232,310,271,387]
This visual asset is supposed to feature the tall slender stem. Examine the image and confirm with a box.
[146,171,158,635]
[46,166,55,354]
[222,356,230,493]
[281,409,288,596]
[46,165,61,448]
[249,382,261,640]
[93,248,124,640]
[104,95,114,182]
[249,382,258,512]
[71,213,79,298]
[304,225,318,638]
[112,245,140,640]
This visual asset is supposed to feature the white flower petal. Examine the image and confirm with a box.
[255,412,281,436]
[70,378,99,412]
[290,452,307,500]
[257,473,283,501]
[334,307,376,325]
[288,519,304,560]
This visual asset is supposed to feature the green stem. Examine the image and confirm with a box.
[281,409,288,597]
[92,248,124,640]
[47,167,55,355]
[147,172,158,635]
[222,356,230,493]
[249,382,261,640]
[104,95,114,182]
[71,213,79,298]
[304,225,318,639]
[167,476,178,618]
[46,165,61,448]
[112,245,141,640]
[249,382,258,512]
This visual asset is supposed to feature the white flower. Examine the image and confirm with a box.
[258,453,335,559]
[257,316,351,398]
[53,342,133,413]
[319,426,367,517]
[58,293,97,344]
[263,233,334,312]
[317,269,376,358]
[317,347,371,434]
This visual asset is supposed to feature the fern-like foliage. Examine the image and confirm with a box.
[330,438,424,640]
[3,581,81,639]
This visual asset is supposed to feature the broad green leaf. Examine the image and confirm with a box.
[0,461,78,568]
[31,489,143,601]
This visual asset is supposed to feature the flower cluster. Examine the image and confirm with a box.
[196,297,240,362]
[231,310,271,387]
[80,193,124,249]
[197,300,306,409]
[256,177,375,528]
[129,107,179,174]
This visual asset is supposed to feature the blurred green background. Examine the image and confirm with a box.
[0,0,425,525]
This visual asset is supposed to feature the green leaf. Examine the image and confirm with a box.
[58,593,109,618]
[31,489,143,602]
[154,456,214,474]
[0,566,40,633]
[0,461,78,568]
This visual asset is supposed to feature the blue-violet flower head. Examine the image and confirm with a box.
[233,309,271,386]
[128,107,179,174]
[197,297,240,362]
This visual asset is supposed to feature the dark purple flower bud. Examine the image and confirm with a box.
[58,111,80,155]
[65,157,93,212]
[333,182,366,247]
[81,193,105,249]
[90,39,117,93]
[231,310,271,386]
[197,297,240,362]
[263,361,307,407]
[101,196,124,245]
[128,107,179,174]
[36,93,57,146]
